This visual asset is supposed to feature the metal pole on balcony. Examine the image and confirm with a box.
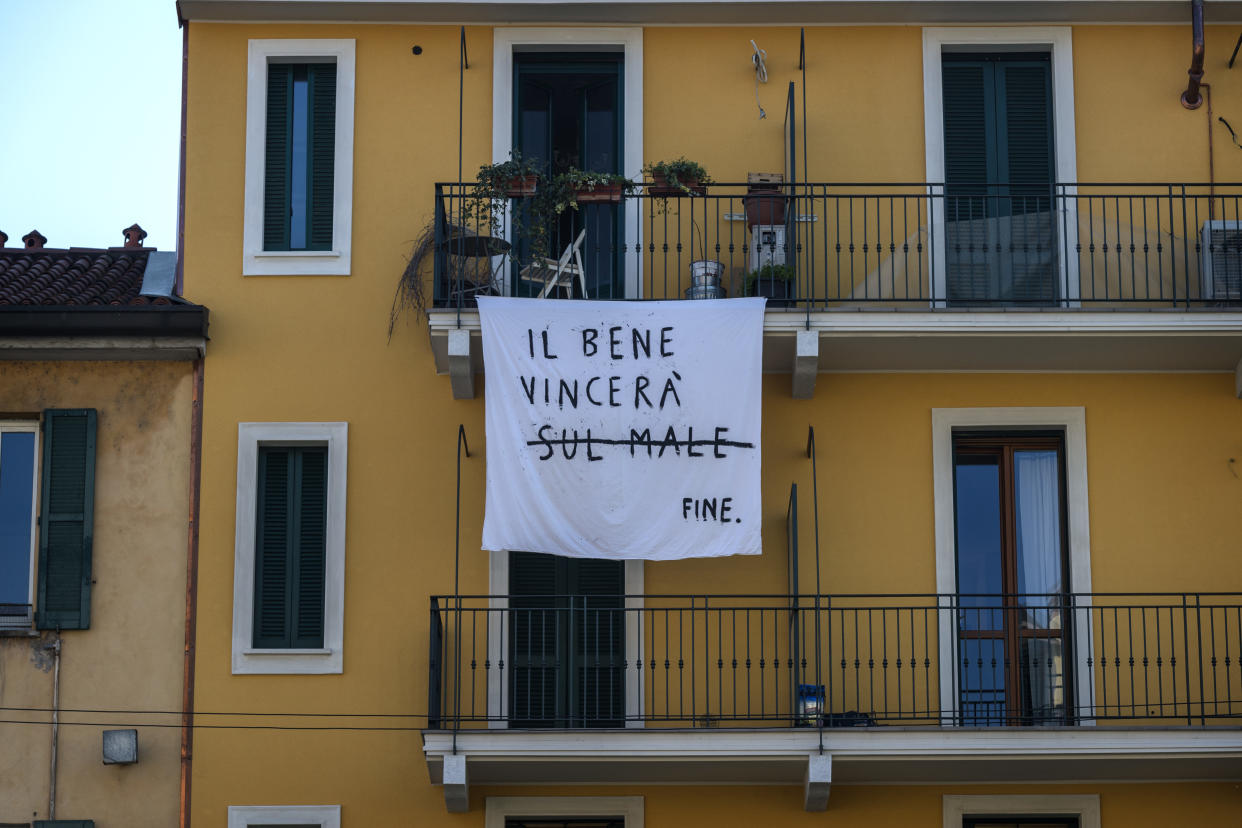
[806,426,824,750]
[800,28,812,325]
[453,424,471,749]
[456,27,469,328]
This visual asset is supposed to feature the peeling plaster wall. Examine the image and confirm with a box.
[0,360,192,827]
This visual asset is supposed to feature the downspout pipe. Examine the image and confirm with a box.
[1182,0,1206,109]
[179,357,204,828]
[47,635,62,820]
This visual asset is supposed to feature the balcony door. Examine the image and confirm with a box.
[953,434,1070,725]
[942,52,1057,304]
[513,52,624,298]
[509,551,626,728]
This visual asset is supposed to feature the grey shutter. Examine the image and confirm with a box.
[943,60,995,302]
[509,551,562,726]
[35,409,96,631]
[570,558,625,726]
[263,63,293,251]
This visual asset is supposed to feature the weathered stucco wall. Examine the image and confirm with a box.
[0,360,191,827]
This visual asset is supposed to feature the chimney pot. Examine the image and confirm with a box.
[122,223,148,249]
[22,230,47,250]
[0,231,8,247]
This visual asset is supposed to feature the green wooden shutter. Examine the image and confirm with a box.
[253,446,327,648]
[307,63,337,251]
[570,558,625,726]
[510,551,562,726]
[35,409,96,631]
[263,63,293,251]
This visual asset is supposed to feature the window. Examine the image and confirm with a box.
[0,411,96,633]
[227,806,339,828]
[943,795,1099,828]
[243,40,354,276]
[485,797,643,828]
[931,408,1095,724]
[953,434,1069,725]
[508,551,625,728]
[232,423,347,674]
[942,52,1056,304]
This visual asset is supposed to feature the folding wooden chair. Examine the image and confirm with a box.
[519,229,588,299]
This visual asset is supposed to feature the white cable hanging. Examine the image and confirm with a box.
[751,39,768,119]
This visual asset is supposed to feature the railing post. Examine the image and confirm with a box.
[1194,594,1207,725]
[1182,593,1193,726]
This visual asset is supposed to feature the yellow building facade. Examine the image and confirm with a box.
[179,1,1241,826]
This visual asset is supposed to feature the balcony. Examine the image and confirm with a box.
[425,183,1242,397]
[422,592,1242,808]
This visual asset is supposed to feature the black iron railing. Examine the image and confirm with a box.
[428,592,1242,729]
[430,182,1242,310]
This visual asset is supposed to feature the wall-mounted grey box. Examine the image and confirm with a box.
[102,729,138,764]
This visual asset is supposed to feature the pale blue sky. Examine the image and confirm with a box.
[0,0,181,251]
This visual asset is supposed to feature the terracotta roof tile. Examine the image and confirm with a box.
[0,247,177,307]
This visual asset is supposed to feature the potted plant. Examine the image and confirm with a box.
[644,158,711,196]
[475,150,542,199]
[547,168,634,213]
[744,171,788,227]
[744,263,796,304]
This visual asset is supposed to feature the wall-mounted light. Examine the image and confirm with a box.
[102,729,138,765]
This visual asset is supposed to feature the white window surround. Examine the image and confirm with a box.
[943,794,1100,828]
[487,550,644,728]
[931,407,1094,725]
[228,805,341,828]
[232,422,348,674]
[243,38,355,276]
[486,796,643,828]
[492,28,643,298]
[922,27,1080,306]
[0,421,39,628]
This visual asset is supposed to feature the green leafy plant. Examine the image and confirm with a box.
[644,157,712,195]
[545,168,634,214]
[468,151,543,234]
[743,263,796,295]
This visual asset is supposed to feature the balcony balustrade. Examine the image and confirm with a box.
[428,592,1242,730]
[431,182,1242,311]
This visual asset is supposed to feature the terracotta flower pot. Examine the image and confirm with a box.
[647,171,706,197]
[503,174,538,198]
[575,183,625,203]
[745,189,787,226]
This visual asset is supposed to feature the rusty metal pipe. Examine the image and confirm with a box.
[1183,0,1206,109]
[179,356,203,828]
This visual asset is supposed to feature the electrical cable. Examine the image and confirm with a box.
[751,39,768,119]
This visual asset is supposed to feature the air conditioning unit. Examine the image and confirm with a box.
[750,224,786,272]
[1200,220,1242,301]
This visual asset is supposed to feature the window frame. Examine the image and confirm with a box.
[931,407,1094,725]
[485,797,643,828]
[921,27,1080,307]
[0,420,40,632]
[232,422,348,674]
[943,795,1099,828]
[227,805,340,828]
[243,39,355,276]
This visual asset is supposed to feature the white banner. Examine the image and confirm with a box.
[478,296,765,561]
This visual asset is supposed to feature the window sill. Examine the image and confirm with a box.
[242,249,350,277]
[243,647,333,655]
[233,647,341,675]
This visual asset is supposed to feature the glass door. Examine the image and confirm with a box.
[953,435,1071,725]
[514,52,624,298]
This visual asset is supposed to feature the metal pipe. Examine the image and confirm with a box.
[47,635,61,820]
[175,21,189,294]
[179,357,204,828]
[1182,0,1206,109]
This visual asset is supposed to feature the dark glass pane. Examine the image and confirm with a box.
[290,66,310,249]
[1019,635,1065,723]
[0,431,35,605]
[954,455,1002,621]
[959,636,1007,726]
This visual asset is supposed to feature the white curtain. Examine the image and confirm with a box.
[1014,449,1063,718]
